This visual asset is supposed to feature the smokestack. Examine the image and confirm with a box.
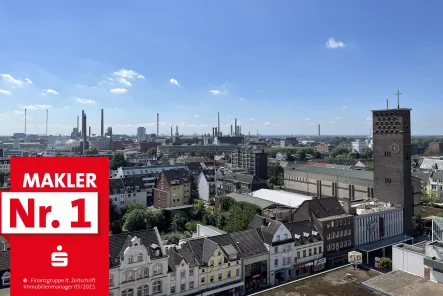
[82,110,87,155]
[89,126,91,137]
[218,112,220,137]
[239,126,241,136]
[46,109,48,137]
[156,113,159,138]
[101,109,104,136]
[386,99,389,110]
[25,109,27,134]
[77,115,79,131]
[234,118,237,136]
[176,125,179,136]
[171,126,173,137]
[231,125,233,135]
[318,124,321,137]
[215,127,218,138]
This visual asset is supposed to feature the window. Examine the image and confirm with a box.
[347,218,351,224]
[340,230,343,237]
[284,234,288,240]
[314,248,317,255]
[218,258,222,265]
[122,291,127,296]
[153,263,162,275]
[319,246,322,253]
[189,269,194,276]
[138,254,143,261]
[297,251,300,259]
[218,273,222,281]
[181,283,185,291]
[348,229,352,235]
[274,246,278,253]
[367,187,371,198]
[385,178,392,184]
[109,274,113,286]
[190,281,194,289]
[153,281,161,294]
[137,269,142,279]
[181,270,185,278]
[209,260,214,266]
[340,241,343,248]
[331,232,335,239]
[127,289,134,296]
[143,268,149,277]
[227,270,231,278]
[303,250,306,257]
[331,244,335,250]
[210,275,214,283]
[344,240,348,247]
[384,151,391,157]
[128,255,134,263]
[348,240,351,246]
[274,258,278,267]
[137,287,142,296]
[335,242,339,250]
[339,220,342,226]
[331,221,334,227]
[308,249,312,256]
[326,223,330,228]
[171,286,175,294]
[277,235,280,241]
[201,277,205,284]
[236,268,240,276]
[327,233,330,239]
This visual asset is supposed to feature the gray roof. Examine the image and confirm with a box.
[231,229,269,258]
[412,172,431,181]
[419,158,443,170]
[286,164,374,180]
[248,215,293,246]
[227,192,276,209]
[431,171,443,179]
[284,221,322,246]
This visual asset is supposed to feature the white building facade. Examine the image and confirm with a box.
[268,224,294,285]
[351,139,368,153]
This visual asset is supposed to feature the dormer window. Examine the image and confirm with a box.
[128,255,133,263]
[277,235,280,241]
[138,254,143,262]
[284,234,288,240]
[155,250,160,257]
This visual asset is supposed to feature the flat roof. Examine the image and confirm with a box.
[251,189,312,208]
[252,265,379,296]
[362,270,443,296]
[358,234,414,252]
[285,164,374,181]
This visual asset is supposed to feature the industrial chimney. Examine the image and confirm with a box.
[234,118,237,136]
[230,125,233,135]
[77,115,79,131]
[217,112,220,137]
[24,108,27,135]
[318,124,321,137]
[82,110,87,155]
[89,126,91,138]
[156,113,159,138]
[101,109,104,136]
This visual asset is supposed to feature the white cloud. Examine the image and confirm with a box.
[328,121,336,124]
[193,115,200,118]
[209,90,221,95]
[305,118,311,121]
[169,78,180,86]
[250,118,254,121]
[112,69,145,80]
[336,116,344,120]
[239,97,247,102]
[110,88,128,94]
[0,74,32,86]
[264,122,271,126]
[14,110,24,115]
[326,37,345,49]
[76,98,95,104]
[342,105,348,109]
[116,78,132,87]
[22,104,51,110]
[0,89,12,96]
[42,89,59,95]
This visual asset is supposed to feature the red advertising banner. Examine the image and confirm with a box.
[0,157,109,295]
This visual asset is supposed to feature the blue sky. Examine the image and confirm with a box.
[1,0,442,136]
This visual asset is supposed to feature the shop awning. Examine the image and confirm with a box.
[358,234,414,253]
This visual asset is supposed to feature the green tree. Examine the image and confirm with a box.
[331,146,351,158]
[123,209,148,232]
[111,152,128,170]
[185,220,199,233]
[162,232,187,245]
[147,148,157,157]
[109,199,120,223]
[121,203,145,220]
[170,213,188,232]
[313,151,322,159]
[190,151,196,157]
[56,152,63,156]
[349,151,360,159]
[298,151,306,161]
[202,212,218,226]
[364,163,374,171]
[191,201,206,220]
[144,207,164,229]
[225,201,262,232]
[268,162,284,187]
[219,196,237,212]
[110,220,123,234]
[286,152,295,162]
[85,146,99,155]
[425,148,440,157]
[360,147,373,159]
[380,257,392,268]
[424,190,439,207]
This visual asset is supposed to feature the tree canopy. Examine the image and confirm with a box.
[268,162,284,187]
[330,146,351,158]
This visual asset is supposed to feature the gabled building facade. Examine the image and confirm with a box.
[154,168,191,209]
[109,228,169,296]
[248,215,294,285]
[166,248,199,296]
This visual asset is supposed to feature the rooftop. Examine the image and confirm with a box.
[253,265,378,296]
[362,270,443,296]
[286,164,374,181]
[251,189,312,208]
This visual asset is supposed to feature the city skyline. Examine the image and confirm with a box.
[1,1,443,135]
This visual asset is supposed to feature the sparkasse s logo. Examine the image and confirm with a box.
[0,157,109,296]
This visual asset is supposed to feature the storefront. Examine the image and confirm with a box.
[295,261,313,277]
[327,254,348,269]
[245,272,267,290]
[312,258,326,272]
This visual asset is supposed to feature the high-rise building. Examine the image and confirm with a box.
[372,107,420,234]
[231,146,268,180]
[137,127,146,141]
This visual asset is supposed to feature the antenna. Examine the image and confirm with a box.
[395,90,402,109]
[46,109,48,137]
